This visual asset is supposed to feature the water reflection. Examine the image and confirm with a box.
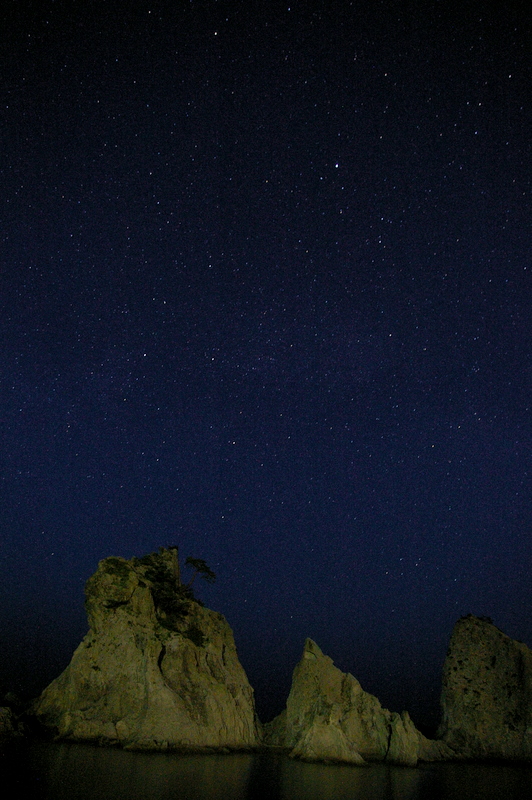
[3,741,532,800]
[418,762,532,800]
[276,758,425,800]
[26,743,254,800]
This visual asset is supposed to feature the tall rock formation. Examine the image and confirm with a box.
[438,614,532,761]
[264,639,451,765]
[32,550,262,751]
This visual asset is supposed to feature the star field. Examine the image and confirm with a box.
[0,0,530,729]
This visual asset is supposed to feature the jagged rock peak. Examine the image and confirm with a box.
[264,638,450,765]
[438,614,532,761]
[32,550,262,751]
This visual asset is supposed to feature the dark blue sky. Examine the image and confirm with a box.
[1,0,530,729]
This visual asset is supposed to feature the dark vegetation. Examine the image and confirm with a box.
[133,547,216,636]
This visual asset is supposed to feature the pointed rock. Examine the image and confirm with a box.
[264,638,446,765]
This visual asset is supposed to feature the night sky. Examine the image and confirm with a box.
[1,0,530,731]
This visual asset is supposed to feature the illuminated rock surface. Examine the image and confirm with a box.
[264,638,451,765]
[32,550,261,751]
[438,614,532,761]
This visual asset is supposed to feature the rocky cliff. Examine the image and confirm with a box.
[264,639,451,765]
[32,550,262,751]
[438,614,532,761]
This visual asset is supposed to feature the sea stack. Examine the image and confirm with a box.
[264,638,451,765]
[32,549,262,751]
[438,614,532,761]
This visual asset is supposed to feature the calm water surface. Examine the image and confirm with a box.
[3,741,532,800]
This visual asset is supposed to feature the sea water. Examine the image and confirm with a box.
[3,741,532,800]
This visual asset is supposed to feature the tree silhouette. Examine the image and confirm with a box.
[184,557,216,588]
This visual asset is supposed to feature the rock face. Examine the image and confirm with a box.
[438,614,532,761]
[264,639,451,765]
[0,707,21,742]
[32,550,262,751]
